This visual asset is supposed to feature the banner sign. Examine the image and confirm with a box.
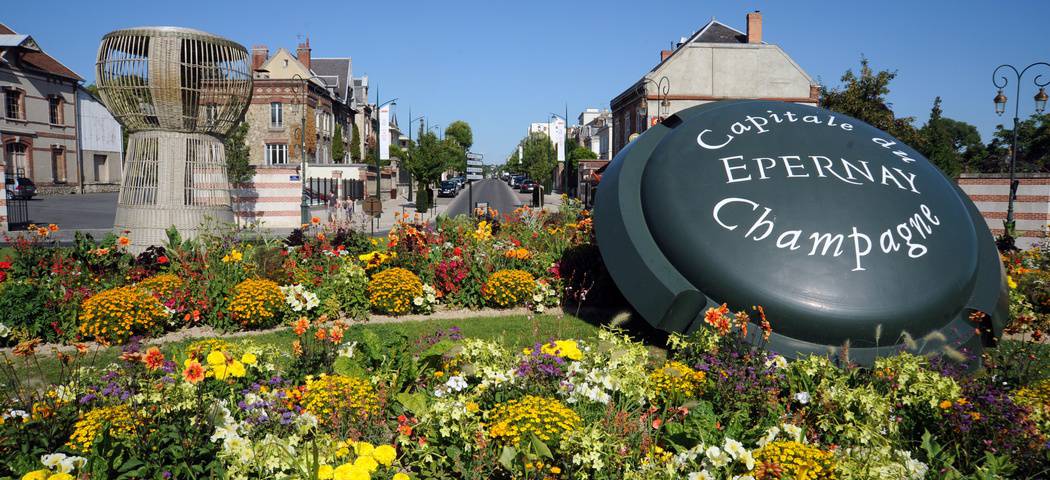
[593,100,1007,365]
[378,105,391,161]
[550,118,566,163]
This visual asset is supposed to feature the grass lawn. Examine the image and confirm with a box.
[4,312,669,387]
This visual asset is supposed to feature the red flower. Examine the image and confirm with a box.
[157,255,169,264]
[452,246,462,257]
[0,261,11,270]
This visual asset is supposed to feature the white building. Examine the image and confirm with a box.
[77,86,123,191]
[576,108,612,161]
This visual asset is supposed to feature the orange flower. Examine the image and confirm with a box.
[183,360,205,384]
[704,304,731,336]
[74,343,89,354]
[292,340,303,357]
[36,227,49,237]
[314,328,327,341]
[118,236,131,247]
[142,347,165,371]
[13,339,41,357]
[311,216,321,225]
[48,223,59,232]
[734,311,750,337]
[120,351,142,363]
[293,317,310,335]
[329,326,344,344]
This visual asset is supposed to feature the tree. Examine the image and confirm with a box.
[520,132,556,187]
[444,121,473,173]
[350,123,362,162]
[917,97,983,178]
[820,57,922,147]
[983,113,1050,173]
[224,121,255,184]
[332,124,346,163]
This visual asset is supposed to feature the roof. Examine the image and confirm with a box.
[691,20,747,44]
[0,23,82,81]
[310,57,352,103]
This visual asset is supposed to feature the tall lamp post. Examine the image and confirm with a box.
[406,110,424,202]
[637,76,671,126]
[992,63,1049,239]
[292,73,326,225]
[371,85,397,214]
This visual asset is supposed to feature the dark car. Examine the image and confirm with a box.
[508,175,524,188]
[518,180,538,193]
[5,177,36,199]
[438,181,458,198]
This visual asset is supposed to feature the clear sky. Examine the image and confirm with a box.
[6,0,1050,163]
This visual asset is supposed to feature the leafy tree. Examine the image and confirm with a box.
[350,123,362,162]
[918,97,983,178]
[445,121,473,150]
[332,124,346,163]
[505,150,522,174]
[520,132,556,187]
[224,121,254,184]
[982,113,1050,173]
[820,57,922,147]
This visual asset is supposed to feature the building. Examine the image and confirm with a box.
[610,11,819,157]
[576,108,612,161]
[246,40,351,169]
[1,23,82,191]
[77,86,123,191]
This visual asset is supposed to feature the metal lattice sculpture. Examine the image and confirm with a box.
[96,27,252,250]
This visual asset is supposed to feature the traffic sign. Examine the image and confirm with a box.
[363,196,383,217]
[466,166,483,174]
[466,173,482,181]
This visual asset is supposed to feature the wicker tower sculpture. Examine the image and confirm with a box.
[96,27,253,250]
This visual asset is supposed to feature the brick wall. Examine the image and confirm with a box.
[231,166,305,229]
[958,173,1050,249]
[0,159,7,232]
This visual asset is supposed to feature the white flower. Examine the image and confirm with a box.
[337,341,357,358]
[723,438,746,460]
[446,375,468,392]
[41,453,67,468]
[56,457,76,474]
[295,412,318,432]
[738,450,756,470]
[3,409,28,421]
[705,446,730,468]
[795,391,811,404]
[67,456,88,470]
[0,323,12,338]
[413,296,424,306]
[733,476,755,480]
[765,355,789,369]
[782,423,803,442]
[757,426,780,447]
[280,284,320,312]
[688,471,714,480]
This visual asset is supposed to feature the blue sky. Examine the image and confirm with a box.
[6,0,1050,163]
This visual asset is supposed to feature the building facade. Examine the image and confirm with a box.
[1,23,82,190]
[610,11,819,157]
[576,108,612,161]
[77,86,122,192]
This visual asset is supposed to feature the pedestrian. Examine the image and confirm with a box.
[327,188,338,223]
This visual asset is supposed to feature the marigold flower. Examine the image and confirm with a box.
[47,223,59,232]
[142,347,165,371]
[118,236,130,247]
[183,360,205,384]
[293,317,310,335]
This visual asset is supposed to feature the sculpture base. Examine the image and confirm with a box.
[115,131,233,252]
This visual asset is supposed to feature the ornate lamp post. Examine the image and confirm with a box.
[292,73,326,224]
[406,110,424,202]
[370,89,397,214]
[992,62,1050,238]
[637,76,671,125]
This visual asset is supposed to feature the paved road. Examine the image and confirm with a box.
[444,179,526,217]
[20,192,118,230]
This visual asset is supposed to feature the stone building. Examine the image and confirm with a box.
[246,40,352,169]
[610,11,819,157]
[1,23,82,190]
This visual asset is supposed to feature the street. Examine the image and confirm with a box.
[18,192,118,231]
[443,179,527,217]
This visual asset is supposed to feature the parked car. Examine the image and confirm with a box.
[450,176,466,191]
[438,181,458,198]
[5,177,36,199]
[518,180,538,193]
[509,175,525,188]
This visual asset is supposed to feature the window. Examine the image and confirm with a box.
[5,143,27,173]
[49,96,63,124]
[204,104,218,126]
[5,90,22,120]
[265,144,288,164]
[270,102,283,127]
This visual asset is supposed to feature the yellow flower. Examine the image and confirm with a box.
[207,350,227,366]
[229,360,246,378]
[241,352,257,365]
[355,441,375,457]
[47,474,74,480]
[21,470,49,480]
[372,444,397,466]
[1008,275,1018,289]
[393,474,410,480]
[333,463,370,480]
[318,464,334,479]
[939,400,953,409]
[353,455,378,472]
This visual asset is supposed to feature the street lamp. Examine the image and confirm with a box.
[637,76,671,125]
[370,86,397,214]
[991,62,1050,239]
[292,72,326,225]
[406,110,425,202]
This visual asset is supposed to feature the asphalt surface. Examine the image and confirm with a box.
[15,192,118,230]
[444,179,528,217]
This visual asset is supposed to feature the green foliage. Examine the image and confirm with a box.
[982,113,1050,173]
[820,56,922,147]
[415,181,431,212]
[223,121,254,185]
[519,131,556,185]
[0,279,55,342]
[316,258,370,320]
[918,97,983,178]
[350,123,363,162]
[445,120,473,151]
[332,123,346,163]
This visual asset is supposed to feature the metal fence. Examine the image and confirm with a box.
[6,191,29,229]
[304,178,365,205]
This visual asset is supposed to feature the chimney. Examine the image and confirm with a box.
[251,45,268,72]
[660,50,673,62]
[296,38,311,69]
[746,11,762,44]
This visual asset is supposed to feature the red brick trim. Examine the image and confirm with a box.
[981,211,1050,220]
[969,194,1050,202]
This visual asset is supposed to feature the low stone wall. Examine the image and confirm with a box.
[958,173,1050,249]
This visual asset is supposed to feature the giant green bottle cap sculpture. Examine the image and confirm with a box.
[594,100,1008,364]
